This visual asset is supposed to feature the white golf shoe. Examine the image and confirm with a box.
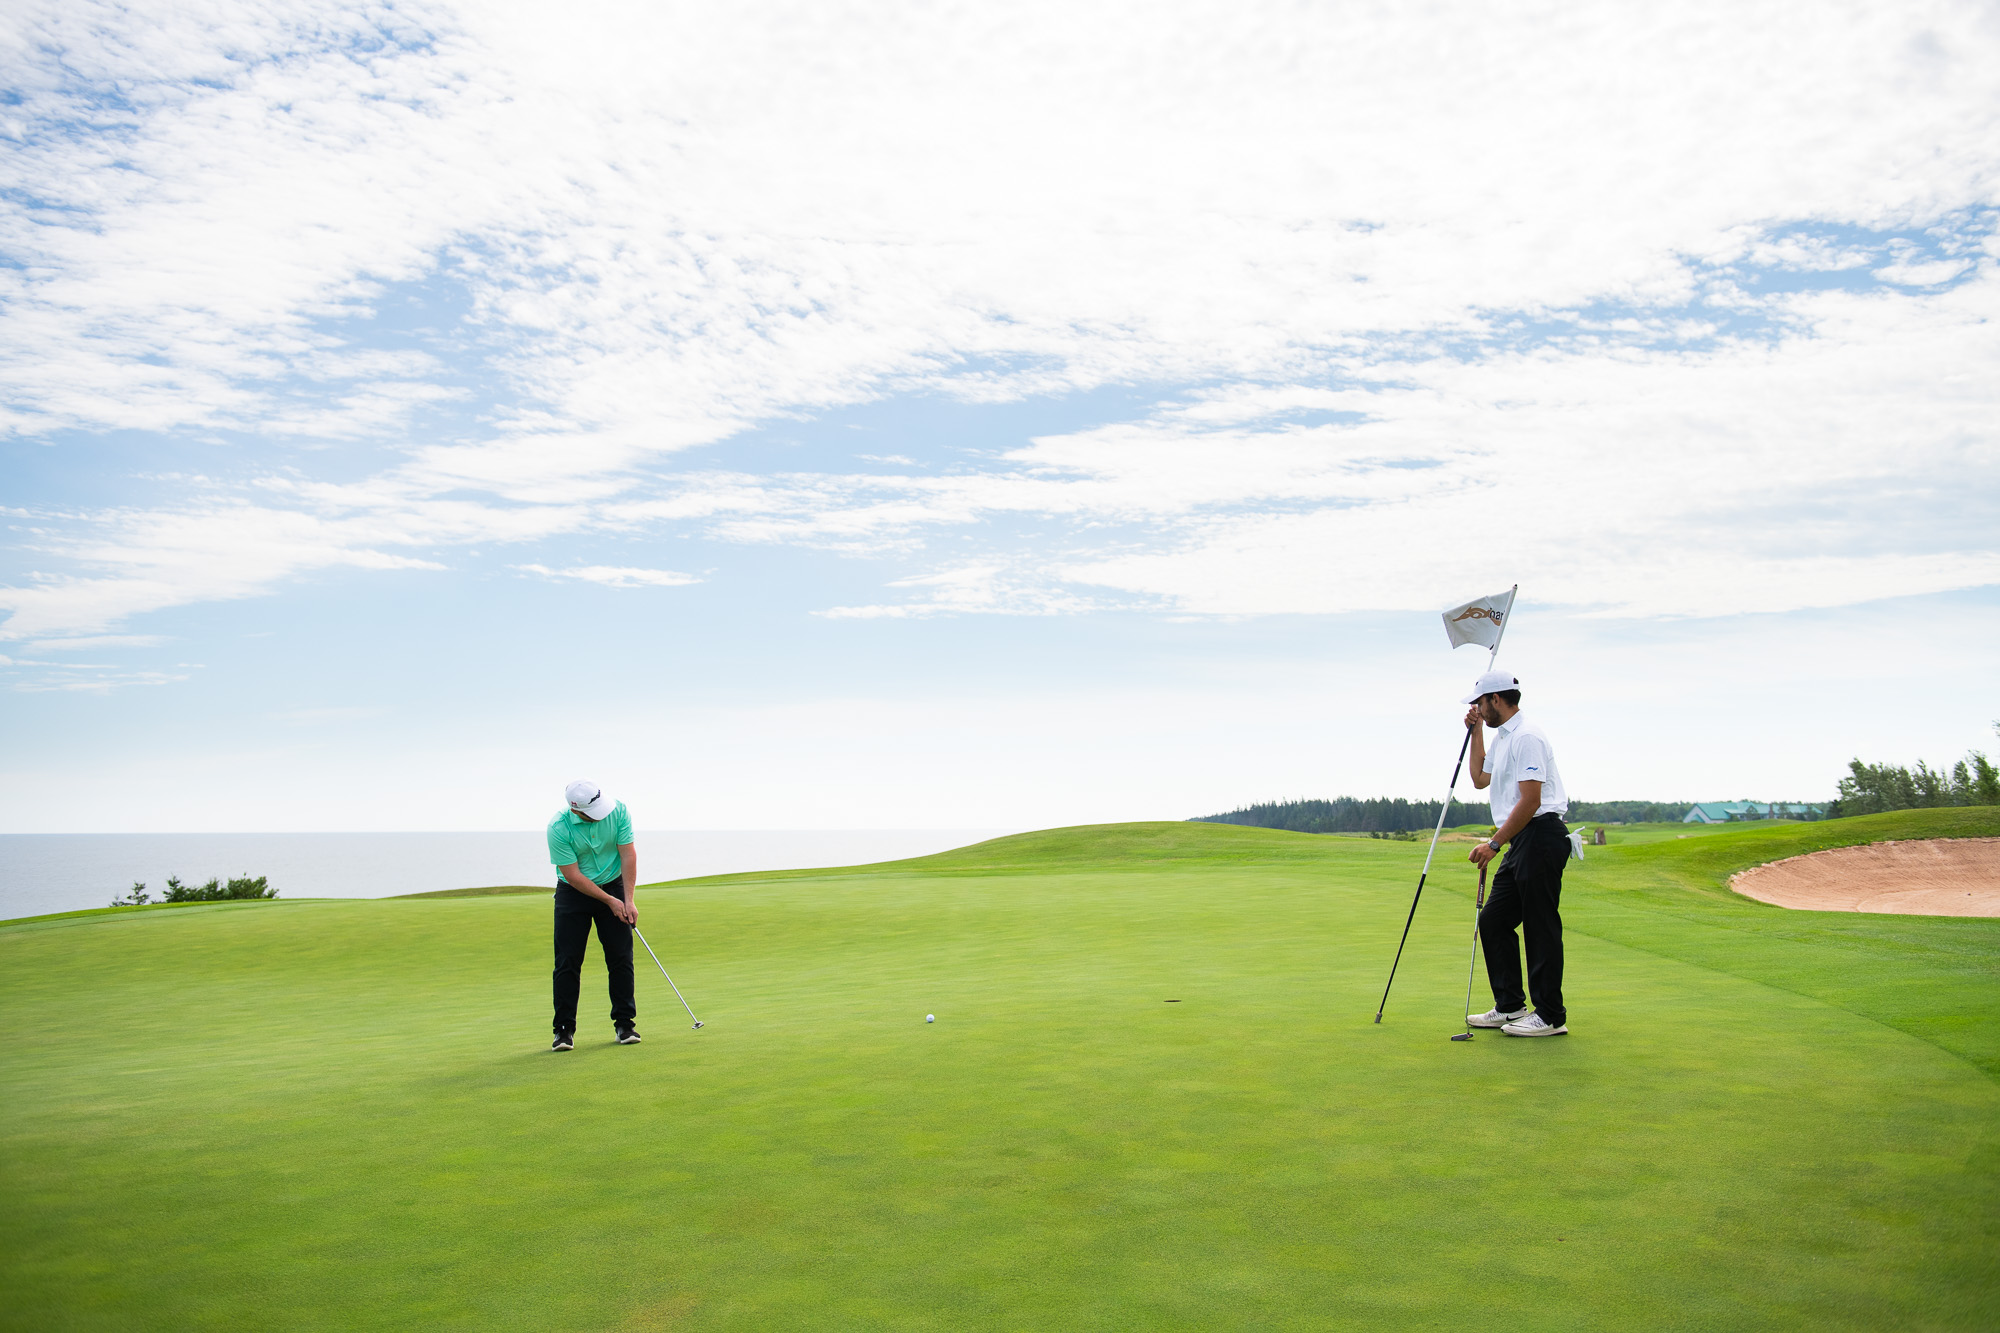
[1501,1013,1567,1037]
[1467,1006,1530,1028]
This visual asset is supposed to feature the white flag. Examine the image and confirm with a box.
[1441,587,1516,649]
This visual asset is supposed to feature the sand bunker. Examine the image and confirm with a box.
[1730,838,2000,917]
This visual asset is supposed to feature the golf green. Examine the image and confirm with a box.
[3,812,1997,1330]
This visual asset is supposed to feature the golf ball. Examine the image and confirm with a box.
[925,1014,935,1023]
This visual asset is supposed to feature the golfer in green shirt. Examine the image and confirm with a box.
[547,780,639,1051]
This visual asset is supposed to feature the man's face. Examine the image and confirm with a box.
[1477,694,1504,727]
[571,806,600,823]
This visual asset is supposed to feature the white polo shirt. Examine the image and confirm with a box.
[1484,712,1568,826]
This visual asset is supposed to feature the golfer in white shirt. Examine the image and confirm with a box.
[1462,670,1571,1037]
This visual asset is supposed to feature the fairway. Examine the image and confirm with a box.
[4,813,1998,1331]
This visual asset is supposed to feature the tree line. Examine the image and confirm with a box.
[1559,800,1692,824]
[1830,725,1999,816]
[1191,797,1693,834]
[1198,722,1999,833]
[1192,797,1489,834]
[111,875,276,907]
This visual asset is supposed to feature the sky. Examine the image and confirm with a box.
[2,0,1998,833]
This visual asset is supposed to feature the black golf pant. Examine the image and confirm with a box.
[1478,814,1569,1026]
[552,880,635,1035]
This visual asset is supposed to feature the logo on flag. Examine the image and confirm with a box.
[1442,588,1517,649]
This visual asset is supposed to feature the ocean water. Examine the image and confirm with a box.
[0,829,1016,921]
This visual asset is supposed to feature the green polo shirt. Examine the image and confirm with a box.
[547,802,635,886]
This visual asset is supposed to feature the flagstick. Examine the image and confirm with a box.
[1373,728,1473,1022]
[1454,584,1519,1028]
[1374,584,1519,1026]
[1485,584,1518,669]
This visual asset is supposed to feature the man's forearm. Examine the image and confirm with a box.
[1492,781,1544,848]
[560,863,620,906]
[1494,804,1534,847]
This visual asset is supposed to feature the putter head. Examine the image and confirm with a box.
[1449,1032,1473,1041]
[691,1021,704,1029]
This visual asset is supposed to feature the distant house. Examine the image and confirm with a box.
[1683,801,1826,824]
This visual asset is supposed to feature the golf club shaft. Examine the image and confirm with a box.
[1375,724,1473,1023]
[632,924,703,1026]
[1459,864,1488,1023]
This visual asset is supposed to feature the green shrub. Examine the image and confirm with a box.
[156,875,277,903]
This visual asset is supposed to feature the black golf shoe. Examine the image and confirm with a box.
[550,1032,574,1052]
[616,1023,642,1045]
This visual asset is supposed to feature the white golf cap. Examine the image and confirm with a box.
[1461,670,1520,704]
[565,779,615,819]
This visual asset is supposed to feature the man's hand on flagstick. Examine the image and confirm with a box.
[1463,703,1484,731]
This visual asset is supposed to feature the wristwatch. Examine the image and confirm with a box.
[1486,838,1503,853]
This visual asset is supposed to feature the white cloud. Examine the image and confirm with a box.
[1033,274,2000,617]
[1740,235,1876,272]
[24,635,167,651]
[1873,258,1974,286]
[0,0,1997,637]
[821,565,1112,619]
[0,502,450,639]
[625,264,2000,619]
[512,564,700,589]
[4,664,191,693]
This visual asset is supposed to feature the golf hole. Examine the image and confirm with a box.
[1164,999,1181,1003]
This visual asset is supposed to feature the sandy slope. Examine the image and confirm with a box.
[1730,837,2000,916]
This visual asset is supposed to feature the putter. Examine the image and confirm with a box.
[633,924,705,1029]
[1449,863,1490,1041]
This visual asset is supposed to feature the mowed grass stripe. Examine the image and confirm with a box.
[2,816,1996,1330]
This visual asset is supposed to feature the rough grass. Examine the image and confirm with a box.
[2,812,1996,1331]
